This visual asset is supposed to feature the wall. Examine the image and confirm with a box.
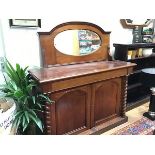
[0,19,41,68]
[0,19,133,67]
[0,20,5,84]
[0,19,133,84]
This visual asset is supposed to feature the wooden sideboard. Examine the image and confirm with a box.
[29,61,135,134]
[29,22,136,134]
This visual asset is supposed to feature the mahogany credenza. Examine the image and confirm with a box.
[29,22,136,134]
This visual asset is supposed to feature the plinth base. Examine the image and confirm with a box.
[143,112,155,121]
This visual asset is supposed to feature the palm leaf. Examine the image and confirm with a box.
[32,96,36,104]
[22,115,26,128]
[36,102,42,109]
[28,109,38,117]
[23,66,29,72]
[4,62,21,88]
[29,113,43,132]
[14,110,24,118]
[24,111,30,123]
[1,58,53,134]
[14,89,24,98]
[39,94,52,103]
[22,119,29,132]
[13,112,24,130]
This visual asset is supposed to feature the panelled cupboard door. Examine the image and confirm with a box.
[50,85,91,135]
[91,78,122,127]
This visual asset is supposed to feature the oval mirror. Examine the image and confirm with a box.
[54,30,101,56]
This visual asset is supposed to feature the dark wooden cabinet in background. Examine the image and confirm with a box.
[114,43,155,110]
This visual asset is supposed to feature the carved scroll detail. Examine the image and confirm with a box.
[121,76,128,117]
[45,104,52,134]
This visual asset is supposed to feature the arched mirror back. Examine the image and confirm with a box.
[38,22,111,67]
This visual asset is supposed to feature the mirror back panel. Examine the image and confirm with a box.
[38,22,111,67]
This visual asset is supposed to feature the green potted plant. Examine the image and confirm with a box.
[0,59,52,134]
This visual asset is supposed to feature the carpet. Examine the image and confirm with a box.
[111,117,155,135]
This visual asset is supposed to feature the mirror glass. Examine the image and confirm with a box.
[54,30,101,56]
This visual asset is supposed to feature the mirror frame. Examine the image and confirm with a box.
[38,21,111,67]
[120,19,152,29]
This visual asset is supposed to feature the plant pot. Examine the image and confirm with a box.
[0,98,16,135]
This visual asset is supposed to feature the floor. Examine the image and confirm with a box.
[102,102,149,135]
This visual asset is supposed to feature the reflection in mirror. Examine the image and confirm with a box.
[54,30,101,56]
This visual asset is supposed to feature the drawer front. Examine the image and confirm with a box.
[40,68,127,93]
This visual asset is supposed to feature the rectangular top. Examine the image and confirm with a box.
[29,60,136,83]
